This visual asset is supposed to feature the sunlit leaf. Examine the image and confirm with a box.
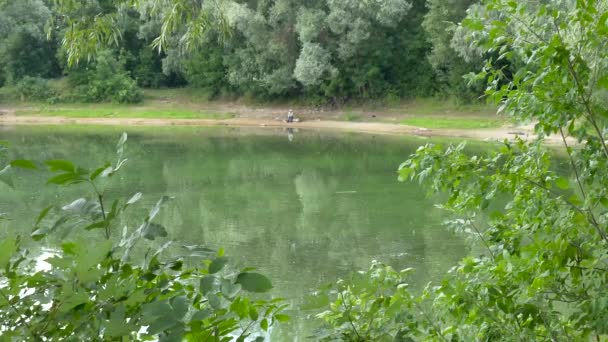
[45,160,76,173]
[0,238,17,268]
[555,177,569,190]
[10,159,37,170]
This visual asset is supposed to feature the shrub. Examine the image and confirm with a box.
[15,76,54,101]
[67,51,143,104]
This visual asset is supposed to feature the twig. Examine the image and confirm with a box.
[559,127,586,199]
[0,288,41,340]
[523,177,607,241]
[339,290,362,341]
[469,220,495,259]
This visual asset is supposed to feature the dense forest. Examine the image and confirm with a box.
[0,0,483,105]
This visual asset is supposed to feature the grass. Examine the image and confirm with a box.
[15,104,235,120]
[341,111,362,122]
[387,97,497,116]
[3,86,506,128]
[400,117,505,129]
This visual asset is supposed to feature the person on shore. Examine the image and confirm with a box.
[287,109,294,123]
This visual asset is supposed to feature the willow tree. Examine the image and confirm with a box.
[51,0,230,65]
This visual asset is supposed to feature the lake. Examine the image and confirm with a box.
[0,126,468,340]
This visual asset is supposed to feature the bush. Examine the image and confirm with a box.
[133,47,167,88]
[15,76,54,101]
[67,51,143,104]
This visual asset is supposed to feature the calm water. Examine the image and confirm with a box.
[0,126,468,340]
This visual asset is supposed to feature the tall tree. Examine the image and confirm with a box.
[0,0,60,84]
[422,0,482,100]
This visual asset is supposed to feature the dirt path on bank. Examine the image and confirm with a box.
[0,113,566,144]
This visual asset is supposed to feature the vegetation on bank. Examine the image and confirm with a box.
[1,0,608,341]
[14,104,235,120]
[0,0,482,106]
[2,87,503,129]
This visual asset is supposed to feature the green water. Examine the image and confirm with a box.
[0,126,468,340]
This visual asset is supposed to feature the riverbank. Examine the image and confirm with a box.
[0,89,554,142]
[0,113,552,145]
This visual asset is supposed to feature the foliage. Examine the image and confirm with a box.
[51,0,231,66]
[67,51,143,104]
[133,46,168,88]
[0,0,60,85]
[0,133,287,340]
[317,0,608,340]
[15,76,55,101]
[313,262,419,342]
[422,0,483,101]
[46,0,482,103]
[182,46,229,98]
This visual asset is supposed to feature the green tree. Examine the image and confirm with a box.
[422,0,482,100]
[0,0,60,85]
[317,0,608,340]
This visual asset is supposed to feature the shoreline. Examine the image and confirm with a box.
[0,114,558,144]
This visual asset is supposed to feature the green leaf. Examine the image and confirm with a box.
[274,314,290,322]
[200,275,218,294]
[236,272,273,293]
[84,221,107,231]
[45,159,76,173]
[143,223,168,240]
[0,238,17,268]
[598,11,608,34]
[105,305,134,338]
[303,293,330,310]
[221,278,241,299]
[260,318,268,331]
[147,317,179,335]
[170,296,190,320]
[89,163,111,180]
[34,206,53,226]
[209,256,229,274]
[142,301,173,324]
[555,177,569,190]
[191,309,212,321]
[598,76,608,89]
[47,173,85,185]
[10,159,37,170]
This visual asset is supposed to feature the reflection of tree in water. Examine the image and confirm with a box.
[1,127,473,341]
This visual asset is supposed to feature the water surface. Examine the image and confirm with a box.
[0,126,468,339]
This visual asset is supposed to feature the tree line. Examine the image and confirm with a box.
[0,0,482,104]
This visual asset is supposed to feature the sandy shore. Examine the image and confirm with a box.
[0,114,567,144]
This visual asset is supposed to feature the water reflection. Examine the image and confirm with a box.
[0,126,468,340]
